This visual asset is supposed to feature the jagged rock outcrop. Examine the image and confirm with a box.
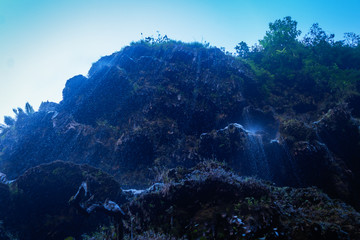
[0,41,360,233]
[279,106,360,209]
[1,161,359,239]
[0,42,254,188]
[0,161,126,240]
[125,162,360,239]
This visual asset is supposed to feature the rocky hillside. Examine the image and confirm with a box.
[1,161,359,239]
[0,42,257,188]
[0,40,360,239]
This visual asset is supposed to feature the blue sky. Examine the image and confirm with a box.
[0,0,359,123]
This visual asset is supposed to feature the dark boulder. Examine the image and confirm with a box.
[279,106,360,210]
[0,161,126,240]
[315,107,360,167]
[198,123,248,163]
[125,162,360,239]
[280,118,316,145]
[346,93,360,118]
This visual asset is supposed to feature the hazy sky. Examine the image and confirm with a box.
[0,0,359,123]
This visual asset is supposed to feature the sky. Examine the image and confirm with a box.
[0,0,360,123]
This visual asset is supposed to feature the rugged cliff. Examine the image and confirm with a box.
[1,42,258,187]
[0,41,360,239]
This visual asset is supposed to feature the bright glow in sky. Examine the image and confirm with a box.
[1,0,359,123]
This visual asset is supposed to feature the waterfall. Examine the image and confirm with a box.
[241,107,271,180]
[244,131,271,180]
[236,107,309,186]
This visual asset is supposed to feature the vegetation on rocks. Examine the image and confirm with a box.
[0,16,360,239]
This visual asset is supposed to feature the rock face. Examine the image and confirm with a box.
[0,41,360,238]
[126,162,360,239]
[1,161,359,239]
[279,106,360,209]
[0,42,254,188]
[1,42,360,201]
[0,161,126,240]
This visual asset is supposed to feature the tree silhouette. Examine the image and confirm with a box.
[259,16,301,51]
[303,23,334,46]
[4,116,15,126]
[344,32,360,47]
[25,102,34,115]
[235,41,250,58]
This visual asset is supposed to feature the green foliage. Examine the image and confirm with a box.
[6,102,35,127]
[64,237,75,240]
[235,41,249,58]
[344,32,360,47]
[9,182,23,196]
[259,16,301,51]
[238,16,360,106]
[25,102,34,115]
[245,60,274,97]
[303,23,334,46]
[14,107,24,117]
[81,225,117,240]
[4,116,15,126]
[139,31,170,45]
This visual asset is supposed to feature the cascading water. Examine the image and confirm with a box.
[237,106,303,186]
[241,107,271,180]
[244,130,271,180]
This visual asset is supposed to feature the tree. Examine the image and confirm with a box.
[344,32,360,47]
[302,23,339,67]
[259,16,301,51]
[141,32,170,45]
[253,16,304,80]
[12,103,34,119]
[4,116,15,126]
[235,41,250,58]
[13,107,24,116]
[25,102,34,115]
[303,23,334,46]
